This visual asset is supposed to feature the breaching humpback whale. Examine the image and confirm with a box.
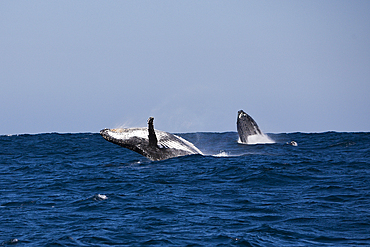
[237,110,263,143]
[100,117,203,161]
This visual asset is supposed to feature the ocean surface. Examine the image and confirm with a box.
[1,131,370,246]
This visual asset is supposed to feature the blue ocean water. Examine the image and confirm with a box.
[1,131,370,246]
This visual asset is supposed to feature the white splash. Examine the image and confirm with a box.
[96,194,108,200]
[238,134,275,145]
[213,151,230,157]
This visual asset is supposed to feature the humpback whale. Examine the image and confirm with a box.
[100,117,203,161]
[237,110,263,144]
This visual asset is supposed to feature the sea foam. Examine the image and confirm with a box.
[238,134,275,145]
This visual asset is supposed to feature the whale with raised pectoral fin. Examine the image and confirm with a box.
[237,110,274,144]
[100,117,203,161]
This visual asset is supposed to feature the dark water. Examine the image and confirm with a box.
[1,131,370,246]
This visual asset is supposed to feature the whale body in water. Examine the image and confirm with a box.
[100,117,203,161]
[237,110,266,144]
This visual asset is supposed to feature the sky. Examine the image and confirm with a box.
[1,0,369,135]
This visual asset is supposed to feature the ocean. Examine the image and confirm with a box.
[1,131,370,246]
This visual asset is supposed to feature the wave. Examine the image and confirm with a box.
[1,132,370,246]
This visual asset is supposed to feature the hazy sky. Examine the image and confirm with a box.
[1,1,369,135]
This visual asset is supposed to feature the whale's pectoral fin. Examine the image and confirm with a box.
[147,117,158,147]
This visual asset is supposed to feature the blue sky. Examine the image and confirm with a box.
[1,1,369,135]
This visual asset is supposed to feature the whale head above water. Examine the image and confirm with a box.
[237,110,263,144]
[100,117,203,161]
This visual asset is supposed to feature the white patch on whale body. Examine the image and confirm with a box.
[107,128,148,140]
[164,135,203,155]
